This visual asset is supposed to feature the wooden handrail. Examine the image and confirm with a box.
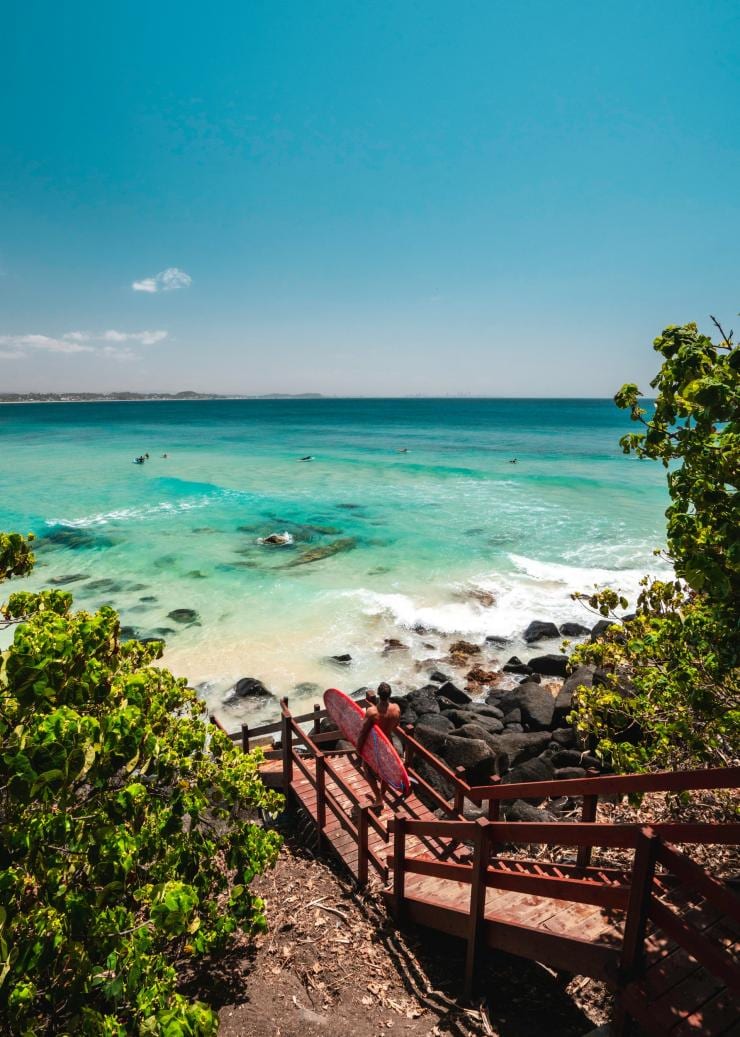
[468,765,740,804]
[648,898,740,993]
[388,817,473,840]
[388,852,632,910]
[288,716,324,755]
[393,817,740,848]
[221,695,373,746]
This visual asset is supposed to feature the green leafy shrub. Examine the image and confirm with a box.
[571,320,739,772]
[0,548,282,1035]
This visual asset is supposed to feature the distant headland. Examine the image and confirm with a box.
[0,392,325,403]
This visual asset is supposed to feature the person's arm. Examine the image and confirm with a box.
[356,708,377,753]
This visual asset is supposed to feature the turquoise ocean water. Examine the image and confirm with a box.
[0,399,668,725]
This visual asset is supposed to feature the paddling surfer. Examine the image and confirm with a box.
[356,683,401,807]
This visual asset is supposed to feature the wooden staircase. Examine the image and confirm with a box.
[217,700,740,1035]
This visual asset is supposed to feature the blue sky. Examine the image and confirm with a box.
[1,1,738,395]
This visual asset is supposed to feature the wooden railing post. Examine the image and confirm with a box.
[312,703,322,735]
[241,723,250,754]
[454,766,467,817]
[391,817,407,919]
[620,826,659,979]
[464,817,490,1001]
[486,776,501,822]
[612,827,659,1036]
[280,698,293,791]
[357,805,370,886]
[576,770,601,868]
[315,752,327,853]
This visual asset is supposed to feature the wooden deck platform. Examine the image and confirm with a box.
[246,700,740,1035]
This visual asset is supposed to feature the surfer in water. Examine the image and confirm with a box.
[356,683,401,808]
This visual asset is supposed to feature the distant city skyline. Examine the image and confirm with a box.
[2,1,738,395]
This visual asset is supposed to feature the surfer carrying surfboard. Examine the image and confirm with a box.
[356,683,401,806]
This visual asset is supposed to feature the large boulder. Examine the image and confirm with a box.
[407,685,441,716]
[234,677,271,698]
[559,622,591,637]
[441,735,496,780]
[528,653,569,678]
[504,799,559,823]
[501,755,557,802]
[412,724,447,755]
[550,727,576,748]
[498,682,555,731]
[415,713,455,736]
[468,703,505,721]
[454,723,505,750]
[436,681,472,705]
[553,664,595,726]
[523,620,560,643]
[551,749,586,768]
[555,766,588,781]
[442,709,503,733]
[412,726,496,781]
[483,731,552,768]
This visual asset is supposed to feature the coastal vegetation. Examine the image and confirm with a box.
[0,537,282,1036]
[571,320,739,771]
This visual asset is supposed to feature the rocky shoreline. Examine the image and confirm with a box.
[220,613,622,822]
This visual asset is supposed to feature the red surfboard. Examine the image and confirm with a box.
[323,687,411,797]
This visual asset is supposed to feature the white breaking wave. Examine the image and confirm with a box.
[351,551,672,642]
[46,496,214,528]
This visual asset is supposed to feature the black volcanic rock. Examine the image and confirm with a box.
[559,622,591,637]
[234,677,271,698]
[528,653,569,678]
[498,682,555,731]
[523,620,560,643]
[436,681,472,705]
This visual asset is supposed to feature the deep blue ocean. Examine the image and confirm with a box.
[0,398,668,723]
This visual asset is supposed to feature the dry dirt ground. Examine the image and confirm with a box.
[184,814,608,1037]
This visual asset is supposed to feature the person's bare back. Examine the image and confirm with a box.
[356,683,401,805]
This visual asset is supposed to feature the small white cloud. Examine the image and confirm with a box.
[132,267,192,293]
[102,329,168,345]
[132,277,158,293]
[63,331,93,342]
[0,334,93,354]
